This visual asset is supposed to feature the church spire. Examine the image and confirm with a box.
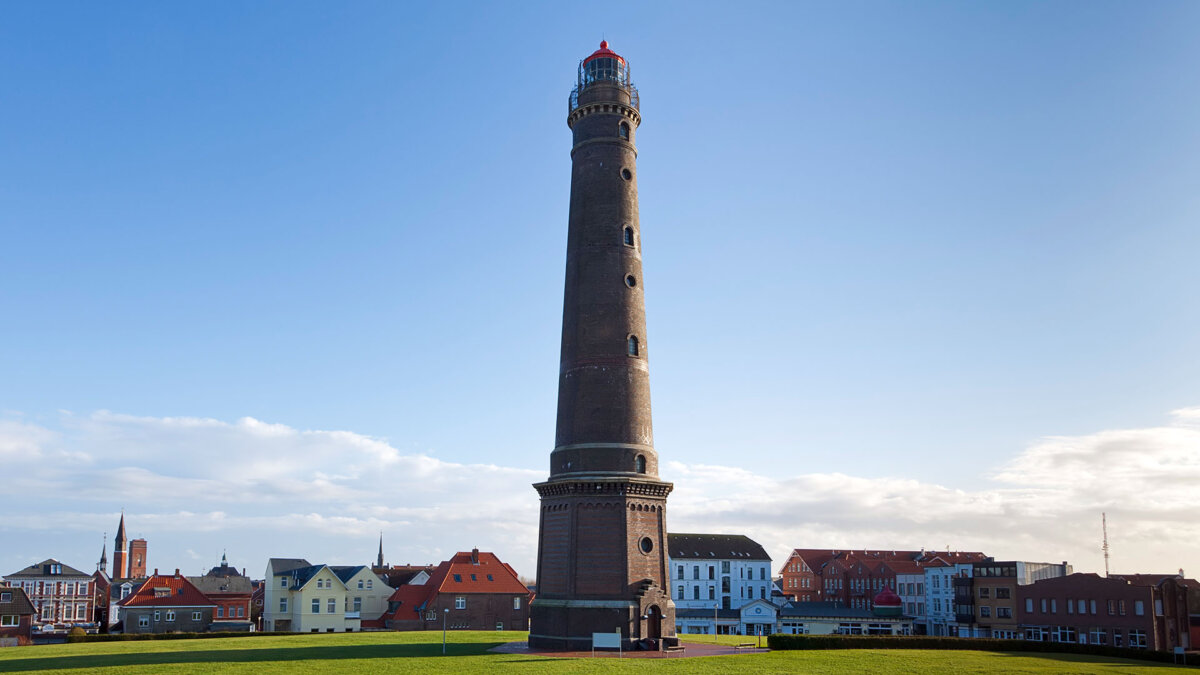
[98,534,108,572]
[376,533,384,568]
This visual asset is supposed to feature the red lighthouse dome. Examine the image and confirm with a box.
[583,40,625,65]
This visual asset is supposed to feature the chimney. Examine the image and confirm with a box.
[153,568,159,576]
[174,569,180,577]
[471,548,479,564]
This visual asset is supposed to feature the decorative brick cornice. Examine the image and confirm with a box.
[533,477,673,499]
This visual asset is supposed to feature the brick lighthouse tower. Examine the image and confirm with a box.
[528,41,676,651]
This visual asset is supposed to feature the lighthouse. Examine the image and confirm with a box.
[528,41,677,651]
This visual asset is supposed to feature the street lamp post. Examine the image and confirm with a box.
[442,608,449,655]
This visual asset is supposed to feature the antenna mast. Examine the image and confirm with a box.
[1101,512,1110,577]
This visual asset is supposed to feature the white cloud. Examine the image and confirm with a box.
[0,407,1196,581]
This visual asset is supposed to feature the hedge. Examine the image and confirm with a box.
[765,634,1198,666]
[67,631,304,643]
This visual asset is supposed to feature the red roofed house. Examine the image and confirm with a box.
[117,569,217,634]
[385,549,530,632]
[0,586,37,645]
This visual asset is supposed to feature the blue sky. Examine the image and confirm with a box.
[2,1,1197,579]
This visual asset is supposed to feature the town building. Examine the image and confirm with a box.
[0,586,36,645]
[2,559,95,632]
[667,533,773,635]
[778,588,913,636]
[779,549,986,607]
[889,561,926,631]
[262,558,388,633]
[956,559,1072,639]
[924,561,973,636]
[1017,572,1191,651]
[116,570,216,634]
[529,40,676,651]
[188,554,253,629]
[385,549,530,632]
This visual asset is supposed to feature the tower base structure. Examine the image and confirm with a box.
[528,476,677,651]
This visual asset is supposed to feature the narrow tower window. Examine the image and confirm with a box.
[635,455,646,473]
[619,122,630,140]
[627,335,639,357]
[623,226,635,247]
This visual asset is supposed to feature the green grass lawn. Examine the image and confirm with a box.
[0,631,1187,674]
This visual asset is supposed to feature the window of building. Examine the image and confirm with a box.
[639,537,653,554]
[761,568,767,581]
[1134,600,1144,616]
[635,454,646,473]
[628,335,639,357]
[693,587,700,600]
[1129,629,1147,648]
[154,610,160,621]
[709,587,715,600]
[1118,600,1125,616]
[624,226,635,247]
[453,574,462,583]
[312,598,320,613]
[217,607,224,618]
[619,122,630,140]
[677,565,684,580]
[979,588,990,599]
[1086,599,1094,615]
[1050,599,1057,613]
[358,580,364,589]
[1106,599,1115,615]
[979,606,991,618]
[238,607,244,617]
[281,578,288,588]
[367,579,373,589]
[138,615,149,628]
[1027,599,1034,612]
[677,585,684,600]
[328,599,336,614]
[761,587,767,599]
[997,607,1012,618]
[425,610,436,621]
[354,597,362,612]
[996,588,1010,599]
[0,615,17,627]
[722,577,730,593]
[280,598,287,612]
[192,611,201,621]
[455,596,466,610]
[513,597,521,611]
[693,565,700,579]
[722,561,730,574]
[621,168,632,181]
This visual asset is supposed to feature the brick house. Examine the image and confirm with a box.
[2,559,95,632]
[0,587,36,645]
[117,570,216,634]
[779,549,987,607]
[1017,572,1191,651]
[188,555,252,629]
[385,549,530,632]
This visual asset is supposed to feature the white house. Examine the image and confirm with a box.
[668,533,773,635]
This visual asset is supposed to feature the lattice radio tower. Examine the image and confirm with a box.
[1102,512,1111,577]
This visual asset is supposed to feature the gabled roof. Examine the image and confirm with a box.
[329,565,379,586]
[0,587,36,615]
[667,534,771,561]
[5,559,91,579]
[280,564,343,590]
[118,573,215,608]
[384,550,528,624]
[189,574,253,595]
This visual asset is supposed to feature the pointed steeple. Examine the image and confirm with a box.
[376,532,384,568]
[115,512,127,547]
[98,534,108,572]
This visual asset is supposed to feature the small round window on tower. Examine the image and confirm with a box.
[639,537,653,554]
[625,275,637,288]
[621,168,632,181]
